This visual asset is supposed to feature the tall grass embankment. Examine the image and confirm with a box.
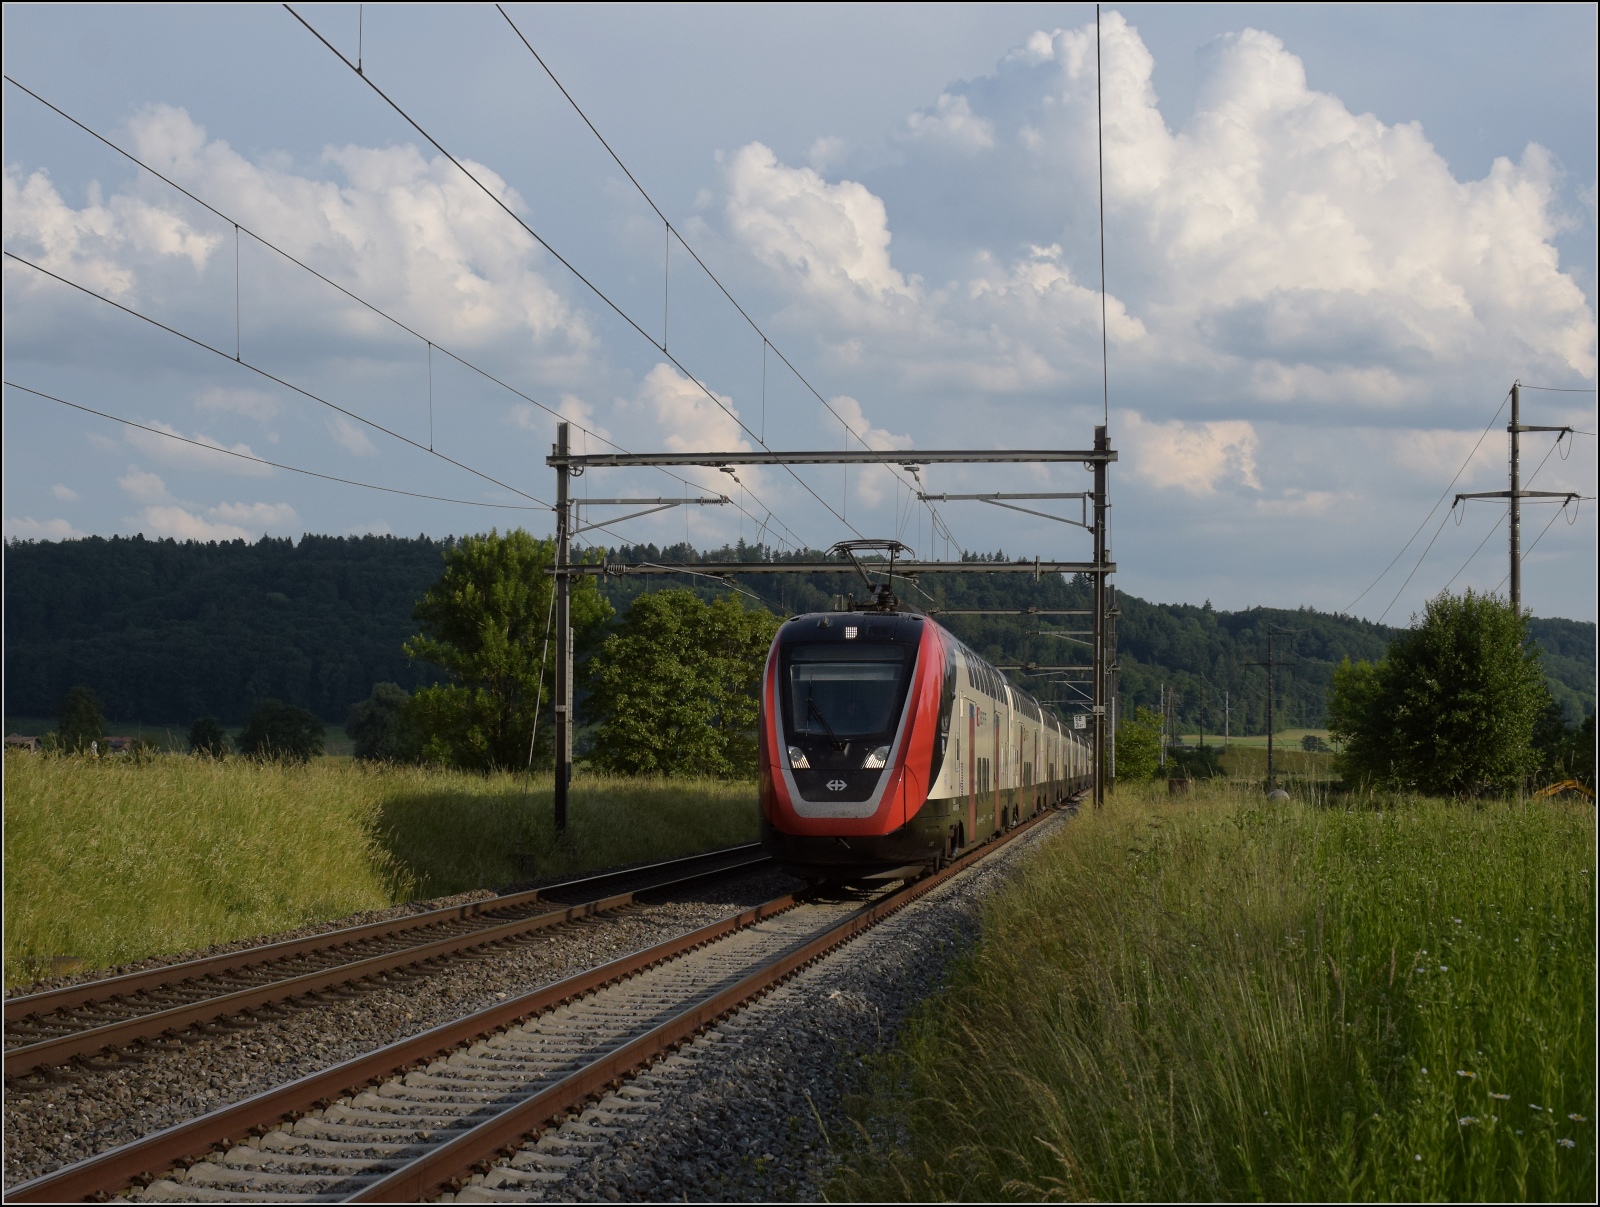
[833,784,1594,1202]
[3,751,756,986]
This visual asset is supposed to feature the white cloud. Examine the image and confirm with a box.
[209,501,299,529]
[326,415,378,457]
[2,165,219,300]
[132,506,250,542]
[634,362,750,454]
[513,394,613,447]
[118,467,169,502]
[50,483,78,501]
[720,12,1595,406]
[3,105,596,374]
[724,143,918,322]
[905,92,996,151]
[130,500,299,541]
[4,516,86,540]
[1123,411,1261,495]
[122,420,273,476]
[195,386,279,422]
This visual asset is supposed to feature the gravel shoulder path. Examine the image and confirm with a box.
[453,809,1072,1203]
[3,868,801,1189]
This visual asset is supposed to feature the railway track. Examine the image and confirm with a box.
[4,844,769,1082]
[6,809,1060,1203]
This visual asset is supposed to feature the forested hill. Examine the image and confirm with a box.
[4,534,1594,729]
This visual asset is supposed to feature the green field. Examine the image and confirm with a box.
[2,751,756,986]
[834,783,1594,1202]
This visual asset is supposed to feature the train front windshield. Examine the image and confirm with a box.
[784,644,911,741]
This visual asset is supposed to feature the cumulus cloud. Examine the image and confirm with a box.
[724,143,918,322]
[4,105,595,365]
[720,12,1595,406]
[3,165,219,300]
[122,420,273,476]
[118,467,169,502]
[195,386,279,422]
[326,415,378,457]
[4,516,87,540]
[1123,411,1261,495]
[905,92,996,151]
[131,500,298,541]
[634,362,750,454]
[50,483,78,501]
[210,501,298,528]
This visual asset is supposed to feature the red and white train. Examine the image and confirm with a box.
[758,606,1092,878]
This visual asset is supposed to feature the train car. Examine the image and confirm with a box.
[758,605,1093,879]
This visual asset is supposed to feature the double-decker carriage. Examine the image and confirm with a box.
[758,604,1091,879]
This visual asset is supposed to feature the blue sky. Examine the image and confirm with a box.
[3,3,1595,622]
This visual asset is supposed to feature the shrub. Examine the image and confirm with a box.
[346,682,422,763]
[237,699,325,762]
[188,715,231,758]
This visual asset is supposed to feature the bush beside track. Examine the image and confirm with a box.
[832,783,1595,1202]
[2,751,756,986]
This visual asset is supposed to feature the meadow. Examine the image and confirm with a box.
[2,751,757,986]
[833,782,1594,1202]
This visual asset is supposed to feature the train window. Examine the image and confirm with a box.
[783,643,913,741]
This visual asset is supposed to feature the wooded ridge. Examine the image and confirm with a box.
[4,534,1592,729]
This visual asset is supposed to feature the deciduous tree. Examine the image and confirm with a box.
[404,530,611,772]
[1328,590,1548,795]
[237,699,325,762]
[58,686,104,754]
[346,683,421,763]
[1112,705,1162,783]
[188,715,230,758]
[583,589,778,778]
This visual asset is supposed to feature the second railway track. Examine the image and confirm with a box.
[7,808,1066,1203]
[5,844,771,1081]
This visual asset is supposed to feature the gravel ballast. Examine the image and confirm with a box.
[453,810,1071,1203]
[3,868,800,1189]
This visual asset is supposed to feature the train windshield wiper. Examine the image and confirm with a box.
[806,695,845,750]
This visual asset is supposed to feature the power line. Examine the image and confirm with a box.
[1346,390,1509,613]
[1438,431,1567,593]
[492,3,963,555]
[1376,505,1454,625]
[1,74,805,556]
[5,250,552,507]
[6,381,548,511]
[1519,385,1598,392]
[284,4,869,550]
[1494,500,1582,595]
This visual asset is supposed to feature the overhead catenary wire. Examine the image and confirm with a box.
[4,250,551,507]
[0,74,805,556]
[285,5,872,552]
[5,382,552,509]
[492,3,963,556]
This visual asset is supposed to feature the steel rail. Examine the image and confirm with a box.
[5,847,768,1078]
[6,843,761,1024]
[5,809,1060,1203]
[359,806,1057,1202]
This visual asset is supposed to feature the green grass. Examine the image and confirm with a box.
[3,751,756,986]
[832,783,1595,1202]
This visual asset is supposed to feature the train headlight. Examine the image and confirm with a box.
[787,746,810,769]
[863,744,890,769]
